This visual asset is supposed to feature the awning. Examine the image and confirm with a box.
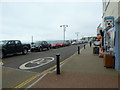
[96,36,102,39]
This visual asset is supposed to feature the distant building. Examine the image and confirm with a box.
[102,0,120,70]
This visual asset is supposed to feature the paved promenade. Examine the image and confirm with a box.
[31,44,118,88]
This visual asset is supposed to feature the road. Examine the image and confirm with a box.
[2,44,84,88]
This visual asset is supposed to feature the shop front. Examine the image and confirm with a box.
[103,16,115,68]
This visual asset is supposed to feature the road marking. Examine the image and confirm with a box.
[19,57,54,70]
[15,45,86,88]
[15,65,57,88]
[15,53,76,88]
[2,66,38,73]
[27,73,47,88]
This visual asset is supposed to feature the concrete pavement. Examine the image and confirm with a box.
[31,44,118,88]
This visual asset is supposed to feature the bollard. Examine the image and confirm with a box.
[56,54,60,74]
[84,44,85,49]
[78,46,80,54]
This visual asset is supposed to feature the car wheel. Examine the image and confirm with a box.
[31,49,34,52]
[47,47,50,50]
[22,48,28,55]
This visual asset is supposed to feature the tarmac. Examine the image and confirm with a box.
[31,44,118,88]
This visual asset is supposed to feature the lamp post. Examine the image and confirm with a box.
[60,25,68,42]
[31,35,34,44]
[75,32,79,42]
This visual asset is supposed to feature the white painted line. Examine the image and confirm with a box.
[26,72,47,89]
[2,66,38,73]
[19,57,54,70]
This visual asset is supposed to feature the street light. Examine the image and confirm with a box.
[75,32,79,42]
[60,25,68,42]
[31,35,34,44]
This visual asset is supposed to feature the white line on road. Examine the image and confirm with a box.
[19,57,54,70]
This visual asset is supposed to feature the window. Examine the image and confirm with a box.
[15,41,21,45]
[7,41,14,45]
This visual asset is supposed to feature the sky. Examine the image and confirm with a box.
[0,1,103,42]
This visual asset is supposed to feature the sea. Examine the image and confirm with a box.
[22,40,71,44]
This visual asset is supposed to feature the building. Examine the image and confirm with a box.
[102,0,120,70]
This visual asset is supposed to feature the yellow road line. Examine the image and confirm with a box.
[15,65,56,88]
[0,61,3,66]
[15,53,76,88]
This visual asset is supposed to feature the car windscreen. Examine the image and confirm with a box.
[33,41,41,46]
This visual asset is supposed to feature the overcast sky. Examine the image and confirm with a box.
[0,1,102,42]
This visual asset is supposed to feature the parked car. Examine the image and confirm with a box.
[59,42,67,47]
[78,40,83,44]
[72,42,76,45]
[65,40,71,46]
[0,40,31,58]
[72,41,79,45]
[31,41,51,52]
[50,42,61,48]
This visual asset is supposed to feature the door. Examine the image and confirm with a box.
[41,41,46,48]
[6,41,15,54]
[15,40,23,53]
[44,41,48,48]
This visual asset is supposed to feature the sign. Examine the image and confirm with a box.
[104,16,114,29]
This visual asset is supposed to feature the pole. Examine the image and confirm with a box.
[60,25,68,43]
[56,54,60,74]
[84,44,85,49]
[75,32,79,42]
[64,27,66,42]
[31,36,33,44]
[77,33,78,42]
[78,46,80,54]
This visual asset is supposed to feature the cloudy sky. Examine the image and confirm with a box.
[0,1,102,42]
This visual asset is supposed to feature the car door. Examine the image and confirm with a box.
[15,41,23,53]
[42,41,48,48]
[44,41,49,48]
[6,41,15,54]
[41,41,45,48]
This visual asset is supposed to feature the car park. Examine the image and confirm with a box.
[31,41,51,52]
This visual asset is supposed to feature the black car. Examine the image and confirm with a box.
[0,40,31,58]
[31,41,51,52]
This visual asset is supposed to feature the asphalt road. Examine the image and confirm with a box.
[2,44,84,88]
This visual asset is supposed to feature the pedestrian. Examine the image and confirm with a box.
[89,41,92,47]
[84,44,85,49]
